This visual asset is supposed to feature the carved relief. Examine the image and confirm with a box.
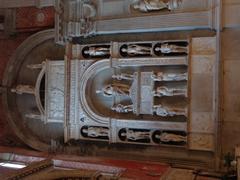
[45,61,65,122]
[189,133,214,151]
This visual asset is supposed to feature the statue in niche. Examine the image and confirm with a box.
[153,86,187,97]
[153,105,187,117]
[111,104,133,113]
[11,85,35,95]
[84,46,110,57]
[121,130,150,141]
[155,43,188,54]
[131,0,182,13]
[121,44,151,56]
[156,132,186,142]
[96,84,130,97]
[152,72,187,81]
[82,127,109,138]
[112,73,134,81]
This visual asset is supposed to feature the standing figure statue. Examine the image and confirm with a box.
[153,86,187,97]
[82,127,109,138]
[112,73,134,81]
[111,104,133,113]
[131,0,182,13]
[11,85,35,95]
[121,130,150,141]
[84,46,110,57]
[156,132,186,143]
[155,43,188,54]
[153,105,187,117]
[27,61,46,69]
[152,72,188,81]
[96,84,130,97]
[121,44,151,56]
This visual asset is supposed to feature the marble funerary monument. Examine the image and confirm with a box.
[6,0,220,169]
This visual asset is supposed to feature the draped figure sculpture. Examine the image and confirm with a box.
[96,84,130,97]
[111,104,134,113]
[153,105,187,117]
[84,46,110,57]
[82,127,109,138]
[11,85,35,95]
[121,130,150,141]
[156,132,186,143]
[131,0,182,13]
[153,86,187,97]
[112,73,134,81]
[152,72,188,81]
[155,43,188,54]
[121,44,151,56]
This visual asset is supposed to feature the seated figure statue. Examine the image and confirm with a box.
[121,130,150,141]
[82,127,109,137]
[84,46,110,57]
[153,86,187,97]
[155,43,188,54]
[96,84,130,97]
[131,0,182,13]
[153,105,187,117]
[121,44,151,56]
[155,132,186,142]
[112,73,134,81]
[151,72,188,81]
[111,104,133,113]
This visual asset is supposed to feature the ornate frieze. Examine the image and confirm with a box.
[55,0,217,44]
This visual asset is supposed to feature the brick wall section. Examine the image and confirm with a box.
[16,7,54,32]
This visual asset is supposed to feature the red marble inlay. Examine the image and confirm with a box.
[16,7,55,31]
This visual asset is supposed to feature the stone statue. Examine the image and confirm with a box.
[27,61,46,69]
[156,132,186,142]
[131,0,182,13]
[111,104,133,113]
[121,130,150,141]
[82,127,109,137]
[96,84,130,97]
[11,85,35,95]
[152,72,188,81]
[84,46,110,57]
[121,44,151,56]
[153,86,187,97]
[25,114,44,121]
[112,73,134,81]
[155,43,188,54]
[153,105,187,117]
